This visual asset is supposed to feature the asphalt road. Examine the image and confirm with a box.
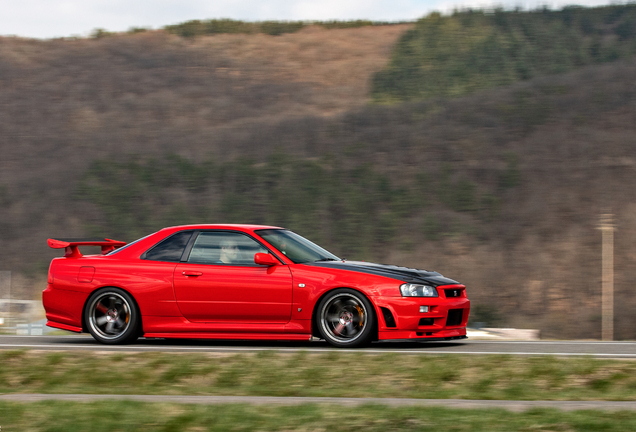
[2,334,636,357]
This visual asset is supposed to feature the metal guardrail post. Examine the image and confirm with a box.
[599,214,615,341]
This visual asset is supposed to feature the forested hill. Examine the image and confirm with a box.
[1,6,636,338]
[372,4,636,101]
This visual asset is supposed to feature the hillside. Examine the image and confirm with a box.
[1,9,636,338]
[372,5,636,101]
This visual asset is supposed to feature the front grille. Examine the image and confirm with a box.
[446,309,463,326]
[445,288,462,298]
[380,307,396,328]
[419,318,434,326]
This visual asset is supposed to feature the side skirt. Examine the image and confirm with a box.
[46,320,82,333]
[142,315,311,334]
[143,332,312,341]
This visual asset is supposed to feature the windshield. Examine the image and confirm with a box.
[256,229,340,264]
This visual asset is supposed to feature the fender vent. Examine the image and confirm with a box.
[380,307,396,327]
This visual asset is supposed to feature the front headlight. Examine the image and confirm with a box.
[400,283,438,297]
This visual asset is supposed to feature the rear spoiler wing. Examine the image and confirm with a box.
[47,238,127,258]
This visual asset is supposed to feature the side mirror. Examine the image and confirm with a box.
[254,253,279,266]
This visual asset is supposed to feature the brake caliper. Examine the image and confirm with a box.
[355,305,364,327]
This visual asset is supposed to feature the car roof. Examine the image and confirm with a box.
[98,224,287,259]
[160,224,284,233]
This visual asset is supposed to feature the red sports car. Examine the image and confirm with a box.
[43,224,470,347]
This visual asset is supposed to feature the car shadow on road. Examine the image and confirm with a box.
[135,338,468,349]
[38,333,467,350]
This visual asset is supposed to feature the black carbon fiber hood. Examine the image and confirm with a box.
[305,260,460,286]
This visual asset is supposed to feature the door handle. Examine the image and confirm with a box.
[183,271,203,277]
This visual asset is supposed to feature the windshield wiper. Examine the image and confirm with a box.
[314,258,338,262]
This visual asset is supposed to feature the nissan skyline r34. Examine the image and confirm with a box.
[43,224,470,347]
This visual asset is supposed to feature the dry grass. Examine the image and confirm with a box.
[190,24,412,108]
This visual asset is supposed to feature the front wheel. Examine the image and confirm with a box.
[316,289,375,348]
[84,288,139,344]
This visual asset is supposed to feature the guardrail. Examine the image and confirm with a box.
[16,323,44,336]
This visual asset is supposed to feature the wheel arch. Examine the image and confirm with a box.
[310,287,378,340]
[81,286,143,336]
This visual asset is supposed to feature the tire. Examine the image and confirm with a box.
[316,288,376,348]
[84,287,140,344]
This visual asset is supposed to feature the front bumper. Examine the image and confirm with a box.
[373,295,470,341]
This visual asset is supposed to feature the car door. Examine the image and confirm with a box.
[173,231,293,324]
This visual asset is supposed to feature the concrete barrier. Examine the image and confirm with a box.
[467,327,540,340]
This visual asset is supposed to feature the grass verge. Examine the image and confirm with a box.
[2,401,636,431]
[2,350,636,401]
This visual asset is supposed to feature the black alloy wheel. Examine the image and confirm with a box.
[316,288,375,348]
[84,287,140,344]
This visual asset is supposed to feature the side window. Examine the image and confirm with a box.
[143,231,193,262]
[188,232,267,265]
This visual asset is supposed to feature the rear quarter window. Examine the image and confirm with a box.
[143,231,193,262]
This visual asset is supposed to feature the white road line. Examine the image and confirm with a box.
[1,343,636,356]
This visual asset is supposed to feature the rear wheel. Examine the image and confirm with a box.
[84,288,139,344]
[316,289,375,348]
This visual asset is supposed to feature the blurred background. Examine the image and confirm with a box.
[1,4,636,339]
